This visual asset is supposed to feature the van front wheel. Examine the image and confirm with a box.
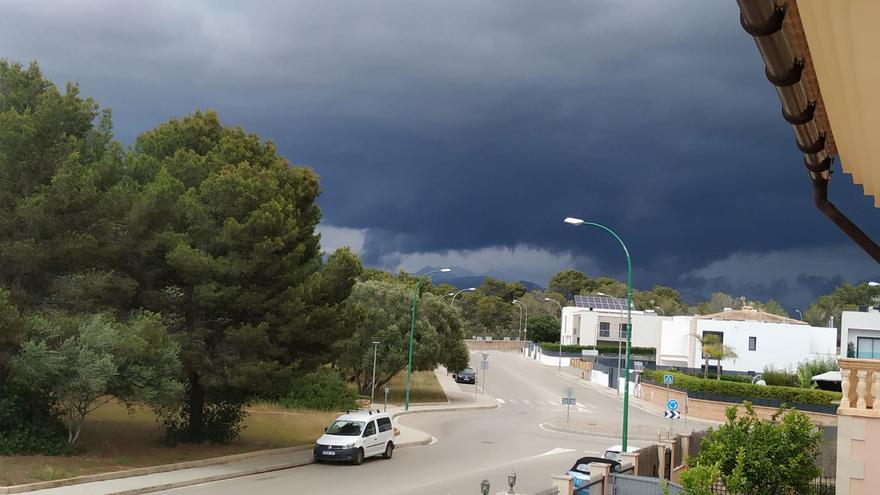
[382,442,394,459]
[353,448,364,465]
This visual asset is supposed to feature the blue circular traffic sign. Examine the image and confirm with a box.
[667,399,679,411]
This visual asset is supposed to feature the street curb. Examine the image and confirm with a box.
[0,446,313,495]
[390,402,499,420]
[539,422,666,442]
[107,456,316,495]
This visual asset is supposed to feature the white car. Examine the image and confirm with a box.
[313,409,396,465]
[602,444,639,462]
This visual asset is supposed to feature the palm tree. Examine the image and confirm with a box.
[696,333,720,379]
[698,333,738,380]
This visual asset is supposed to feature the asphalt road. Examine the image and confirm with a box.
[158,351,712,495]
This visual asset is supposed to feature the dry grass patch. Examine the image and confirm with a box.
[0,401,338,486]
[381,370,447,404]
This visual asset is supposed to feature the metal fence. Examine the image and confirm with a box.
[707,477,835,495]
[611,473,684,495]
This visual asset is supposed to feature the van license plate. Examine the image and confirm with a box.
[322,451,335,455]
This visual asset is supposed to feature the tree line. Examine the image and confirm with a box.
[444,268,880,343]
[0,61,467,453]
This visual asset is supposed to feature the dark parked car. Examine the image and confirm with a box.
[452,367,476,384]
[566,456,621,493]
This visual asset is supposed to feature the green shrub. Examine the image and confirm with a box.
[0,393,68,455]
[279,369,358,411]
[641,370,841,406]
[158,399,248,445]
[796,356,839,389]
[762,366,798,387]
[539,342,656,356]
[0,426,68,455]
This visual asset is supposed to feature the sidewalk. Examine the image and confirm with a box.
[16,369,496,495]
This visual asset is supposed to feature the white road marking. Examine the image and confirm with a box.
[538,447,577,457]
[496,398,506,404]
[522,399,532,405]
[547,400,558,406]
[507,398,519,404]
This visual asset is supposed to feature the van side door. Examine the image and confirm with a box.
[362,420,380,455]
[376,417,393,445]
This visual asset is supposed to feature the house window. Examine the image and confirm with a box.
[857,337,880,360]
[701,331,723,358]
[599,322,610,338]
[748,336,756,351]
[619,323,628,339]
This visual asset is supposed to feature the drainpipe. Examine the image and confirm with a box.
[736,0,880,263]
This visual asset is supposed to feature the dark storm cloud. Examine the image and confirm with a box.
[3,0,879,309]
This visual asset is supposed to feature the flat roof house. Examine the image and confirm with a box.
[657,306,835,374]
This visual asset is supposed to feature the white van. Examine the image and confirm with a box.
[313,409,397,465]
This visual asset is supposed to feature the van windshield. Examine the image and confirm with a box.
[325,420,364,436]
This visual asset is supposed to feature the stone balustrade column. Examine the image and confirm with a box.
[856,370,868,409]
[873,371,880,410]
[841,367,852,408]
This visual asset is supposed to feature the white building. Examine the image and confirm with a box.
[656,306,836,374]
[840,309,880,359]
[560,295,664,350]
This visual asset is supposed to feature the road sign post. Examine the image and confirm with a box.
[384,387,390,412]
[664,374,674,437]
[562,387,576,423]
[666,398,680,434]
[480,353,489,394]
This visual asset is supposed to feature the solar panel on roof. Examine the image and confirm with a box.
[574,295,628,311]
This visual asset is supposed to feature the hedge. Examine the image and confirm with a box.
[538,342,656,356]
[641,370,841,407]
[676,369,753,384]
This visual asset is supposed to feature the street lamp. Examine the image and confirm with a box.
[565,216,633,451]
[405,268,451,411]
[545,297,564,371]
[795,309,803,320]
[513,299,528,341]
[370,341,381,403]
[507,472,517,494]
[512,300,524,340]
[654,306,665,316]
[451,287,476,308]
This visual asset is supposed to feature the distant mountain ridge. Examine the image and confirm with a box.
[415,266,543,293]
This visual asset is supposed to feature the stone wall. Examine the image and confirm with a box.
[464,339,523,351]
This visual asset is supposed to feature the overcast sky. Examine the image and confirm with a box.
[4,0,879,309]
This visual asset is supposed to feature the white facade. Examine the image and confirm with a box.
[841,310,880,359]
[560,306,663,350]
[656,313,837,373]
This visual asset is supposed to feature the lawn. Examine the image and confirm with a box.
[0,401,338,487]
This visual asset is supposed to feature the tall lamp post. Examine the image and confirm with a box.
[451,287,476,308]
[405,268,451,411]
[512,300,524,341]
[370,341,381,403]
[513,299,528,341]
[565,216,633,451]
[545,298,564,371]
[795,309,803,320]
